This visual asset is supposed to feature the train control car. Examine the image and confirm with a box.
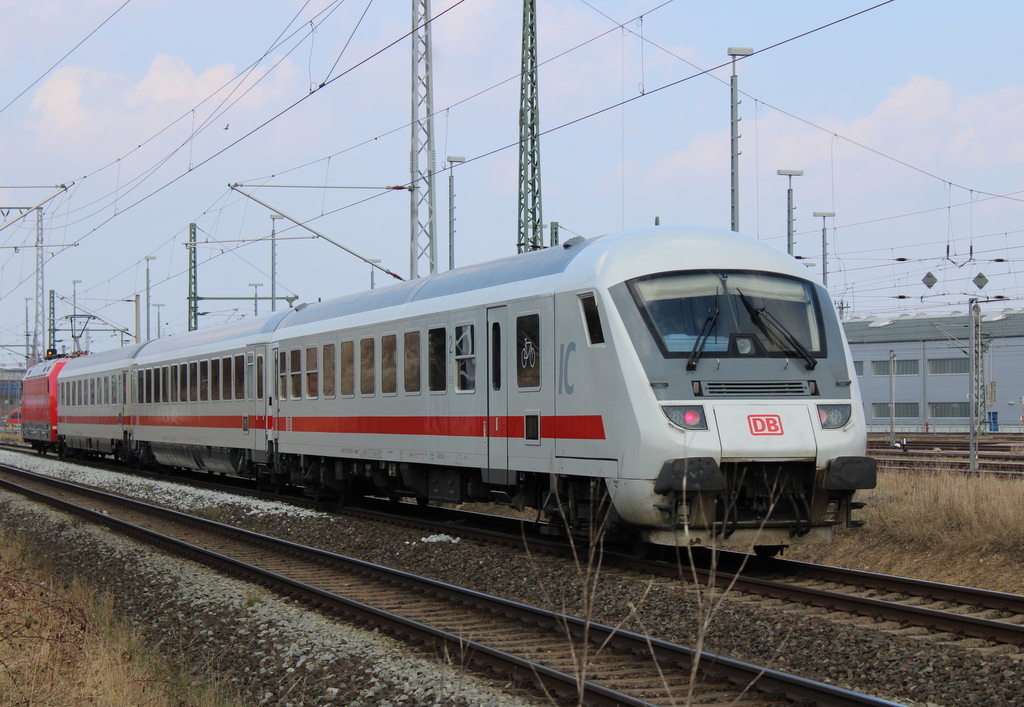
[21,357,71,453]
[42,225,876,555]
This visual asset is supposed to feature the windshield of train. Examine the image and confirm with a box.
[628,270,825,363]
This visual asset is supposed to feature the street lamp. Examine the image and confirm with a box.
[728,46,753,233]
[777,169,803,256]
[447,156,466,270]
[270,214,283,312]
[248,283,263,316]
[144,256,157,341]
[152,304,163,339]
[71,280,82,353]
[812,212,835,287]
[369,259,381,290]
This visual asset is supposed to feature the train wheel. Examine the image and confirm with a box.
[753,545,784,559]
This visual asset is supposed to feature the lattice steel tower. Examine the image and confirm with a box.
[410,0,437,279]
[517,0,542,253]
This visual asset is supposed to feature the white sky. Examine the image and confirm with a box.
[1,0,1023,362]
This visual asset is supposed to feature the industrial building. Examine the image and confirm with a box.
[843,309,1024,435]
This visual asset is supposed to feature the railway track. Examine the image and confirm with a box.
[8,444,1024,657]
[0,462,901,707]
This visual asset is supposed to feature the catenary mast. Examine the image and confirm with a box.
[410,0,437,279]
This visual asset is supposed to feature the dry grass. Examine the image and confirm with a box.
[0,541,227,707]
[856,468,1024,553]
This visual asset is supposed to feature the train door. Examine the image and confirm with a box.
[487,306,508,475]
[252,345,269,461]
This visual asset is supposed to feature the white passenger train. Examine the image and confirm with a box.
[35,226,876,555]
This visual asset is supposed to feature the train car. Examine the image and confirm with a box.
[50,225,875,554]
[21,357,71,453]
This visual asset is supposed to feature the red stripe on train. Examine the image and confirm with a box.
[56,413,606,440]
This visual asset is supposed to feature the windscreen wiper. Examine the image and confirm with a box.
[738,290,817,370]
[686,308,720,371]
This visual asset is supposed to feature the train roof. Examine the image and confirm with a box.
[24,356,71,380]
[276,235,601,330]
[55,226,817,365]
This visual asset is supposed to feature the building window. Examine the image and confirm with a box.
[322,343,336,397]
[360,338,375,395]
[517,314,541,389]
[579,294,605,345]
[872,359,919,376]
[381,334,397,395]
[428,327,446,392]
[404,332,420,394]
[455,324,475,392]
[872,402,920,418]
[853,360,863,377]
[928,357,970,375]
[929,402,971,418]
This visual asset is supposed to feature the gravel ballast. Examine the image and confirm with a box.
[2,450,1023,707]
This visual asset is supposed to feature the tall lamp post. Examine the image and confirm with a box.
[24,298,31,366]
[144,255,156,341]
[249,283,263,316]
[447,155,465,270]
[270,214,283,312]
[728,46,753,233]
[812,212,835,287]
[777,169,803,255]
[71,279,82,353]
[152,304,163,339]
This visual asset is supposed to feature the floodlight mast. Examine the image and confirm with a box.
[728,47,753,233]
[777,169,803,256]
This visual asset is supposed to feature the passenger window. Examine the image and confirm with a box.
[579,294,605,345]
[235,355,246,400]
[404,331,421,393]
[189,362,198,402]
[428,327,446,392]
[290,349,302,399]
[210,359,220,401]
[517,314,541,389]
[382,334,397,395]
[360,338,375,395]
[144,370,151,404]
[455,324,475,392]
[322,344,336,397]
[256,355,264,401]
[180,363,189,402]
[491,323,501,391]
[340,341,354,396]
[199,360,209,401]
[171,366,178,403]
[222,357,232,400]
[162,366,169,402]
[306,346,319,399]
[153,368,161,404]
[278,351,288,401]
[103,376,110,406]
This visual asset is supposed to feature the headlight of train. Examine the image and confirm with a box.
[662,405,708,430]
[817,404,852,429]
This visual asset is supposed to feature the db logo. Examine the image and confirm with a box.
[748,414,784,435]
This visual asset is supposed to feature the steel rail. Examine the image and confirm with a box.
[0,464,902,707]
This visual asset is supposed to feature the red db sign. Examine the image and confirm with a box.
[748,414,784,435]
